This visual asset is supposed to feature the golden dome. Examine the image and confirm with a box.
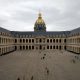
[34,12,46,32]
[35,13,45,24]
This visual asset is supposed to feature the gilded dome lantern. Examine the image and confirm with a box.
[34,13,46,32]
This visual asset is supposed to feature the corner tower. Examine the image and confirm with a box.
[34,13,46,32]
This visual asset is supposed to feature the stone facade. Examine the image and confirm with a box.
[0,13,80,55]
[0,31,15,55]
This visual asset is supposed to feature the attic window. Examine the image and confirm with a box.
[1,32,2,35]
[20,35,22,38]
[23,35,25,37]
[29,35,31,37]
[26,35,28,37]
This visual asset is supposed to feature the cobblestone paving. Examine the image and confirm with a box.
[0,50,80,80]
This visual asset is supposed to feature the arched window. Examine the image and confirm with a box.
[29,46,31,50]
[0,37,1,43]
[26,46,28,50]
[23,46,25,50]
[47,39,49,43]
[47,46,49,49]
[64,39,66,43]
[50,39,52,43]
[64,46,66,50]
[29,39,31,43]
[23,39,25,43]
[50,46,52,49]
[56,46,58,49]
[0,48,1,54]
[59,39,61,43]
[53,46,55,49]
[53,39,55,43]
[26,39,28,43]
[32,46,34,49]
[20,46,22,50]
[59,46,61,50]
[39,39,42,43]
[32,39,34,43]
[56,39,58,43]
[15,46,17,50]
[15,39,17,43]
[20,39,22,43]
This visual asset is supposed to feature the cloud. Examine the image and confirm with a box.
[0,0,80,31]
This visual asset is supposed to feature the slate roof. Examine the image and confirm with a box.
[0,27,10,33]
[11,31,71,37]
[1,26,80,37]
[70,27,80,35]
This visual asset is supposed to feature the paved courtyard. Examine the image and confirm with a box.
[0,50,80,80]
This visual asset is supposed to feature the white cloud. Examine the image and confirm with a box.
[0,0,80,31]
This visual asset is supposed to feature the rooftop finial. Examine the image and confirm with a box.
[38,10,42,18]
[39,12,41,17]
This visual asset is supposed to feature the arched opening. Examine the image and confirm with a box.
[64,46,66,50]
[23,39,25,43]
[50,39,52,43]
[4,48,5,53]
[53,39,55,43]
[50,46,52,49]
[64,39,66,43]
[0,37,1,43]
[23,46,25,50]
[2,48,3,54]
[53,46,55,49]
[39,39,42,43]
[29,46,31,50]
[56,46,58,49]
[59,39,61,43]
[20,39,22,43]
[47,46,49,49]
[26,46,28,50]
[59,46,61,50]
[39,45,42,50]
[29,39,31,43]
[26,39,28,43]
[0,48,1,55]
[20,46,22,50]
[15,46,17,50]
[79,48,80,53]
[15,39,17,43]
[56,39,58,43]
[32,39,34,43]
[47,39,49,43]
[32,46,34,50]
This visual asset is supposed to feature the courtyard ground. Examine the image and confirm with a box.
[0,50,80,80]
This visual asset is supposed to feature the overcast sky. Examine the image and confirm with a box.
[0,0,80,31]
